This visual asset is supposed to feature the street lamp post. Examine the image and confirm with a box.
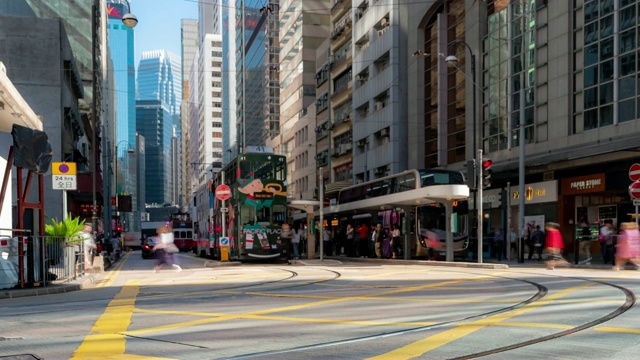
[444,42,479,262]
[91,0,137,237]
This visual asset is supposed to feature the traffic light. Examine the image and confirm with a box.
[482,159,493,188]
[466,159,476,189]
[500,188,508,208]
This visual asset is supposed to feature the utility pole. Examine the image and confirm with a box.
[477,149,483,264]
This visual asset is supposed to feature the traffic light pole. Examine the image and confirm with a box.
[477,149,483,264]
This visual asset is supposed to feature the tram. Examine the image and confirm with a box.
[169,211,197,252]
[324,169,470,259]
[198,147,288,260]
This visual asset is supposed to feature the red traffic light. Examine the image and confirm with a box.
[482,159,493,169]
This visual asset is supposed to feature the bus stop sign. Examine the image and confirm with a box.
[216,184,231,201]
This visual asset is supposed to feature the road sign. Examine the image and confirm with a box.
[52,175,77,190]
[629,181,640,199]
[215,184,232,201]
[630,163,640,181]
[633,199,640,206]
[220,237,229,246]
[220,236,230,261]
[52,162,76,175]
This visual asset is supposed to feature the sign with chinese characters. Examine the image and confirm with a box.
[561,173,605,195]
[52,175,77,190]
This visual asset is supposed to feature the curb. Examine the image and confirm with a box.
[0,275,96,299]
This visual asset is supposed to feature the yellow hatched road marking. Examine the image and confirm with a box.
[94,252,129,289]
[367,282,595,360]
[71,280,174,359]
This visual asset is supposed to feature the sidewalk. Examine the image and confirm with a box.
[0,273,101,299]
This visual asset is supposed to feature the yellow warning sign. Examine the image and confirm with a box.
[52,162,77,175]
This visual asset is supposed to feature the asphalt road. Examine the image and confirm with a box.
[1,252,640,359]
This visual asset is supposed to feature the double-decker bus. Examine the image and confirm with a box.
[199,148,287,260]
[324,169,470,259]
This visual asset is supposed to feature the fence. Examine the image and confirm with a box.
[0,231,86,290]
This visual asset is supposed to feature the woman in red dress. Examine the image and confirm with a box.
[544,222,567,270]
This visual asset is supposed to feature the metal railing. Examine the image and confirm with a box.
[0,231,86,290]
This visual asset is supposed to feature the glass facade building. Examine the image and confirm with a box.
[136,100,173,205]
[137,50,182,116]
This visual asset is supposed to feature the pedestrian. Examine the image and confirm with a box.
[154,226,181,272]
[391,224,401,259]
[371,223,384,258]
[528,225,545,261]
[291,225,301,260]
[600,220,614,264]
[509,228,518,259]
[280,223,293,259]
[346,223,355,257]
[358,223,370,258]
[382,227,392,258]
[578,218,593,264]
[77,223,96,271]
[613,222,640,271]
[492,228,504,261]
[322,227,331,256]
[543,222,567,270]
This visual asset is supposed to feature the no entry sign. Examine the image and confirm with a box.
[629,181,640,199]
[215,184,232,201]
[629,163,640,182]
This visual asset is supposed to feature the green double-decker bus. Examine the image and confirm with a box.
[201,149,288,260]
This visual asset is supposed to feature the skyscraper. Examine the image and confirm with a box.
[181,18,199,208]
[221,0,237,164]
[137,50,182,205]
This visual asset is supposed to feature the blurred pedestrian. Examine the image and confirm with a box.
[600,220,614,264]
[357,223,369,258]
[345,223,355,257]
[291,225,301,260]
[544,222,567,270]
[391,224,401,259]
[528,225,545,261]
[493,228,504,261]
[578,218,593,264]
[613,222,640,271]
[154,226,181,272]
[77,223,96,271]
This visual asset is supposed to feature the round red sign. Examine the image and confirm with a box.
[215,184,232,201]
[629,181,640,199]
[629,163,640,182]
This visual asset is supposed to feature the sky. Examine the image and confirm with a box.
[132,0,199,68]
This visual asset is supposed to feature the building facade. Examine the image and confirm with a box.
[181,18,199,209]
[404,0,640,252]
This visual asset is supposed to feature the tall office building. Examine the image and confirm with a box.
[137,50,182,205]
[235,0,279,153]
[136,99,173,205]
[222,0,237,164]
[181,18,199,209]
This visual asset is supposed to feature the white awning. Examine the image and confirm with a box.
[0,62,42,133]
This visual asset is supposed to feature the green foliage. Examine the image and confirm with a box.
[44,214,86,243]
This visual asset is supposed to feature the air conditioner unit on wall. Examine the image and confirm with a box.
[380,128,389,137]
[381,18,388,27]
[375,101,384,110]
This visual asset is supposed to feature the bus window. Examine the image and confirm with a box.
[272,204,286,224]
[275,158,286,180]
[254,160,273,179]
[240,161,252,178]
[241,205,255,224]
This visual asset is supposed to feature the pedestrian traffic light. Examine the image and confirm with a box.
[466,159,476,189]
[482,159,493,188]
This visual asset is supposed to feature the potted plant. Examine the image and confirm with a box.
[44,214,86,279]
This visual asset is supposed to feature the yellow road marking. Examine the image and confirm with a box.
[71,280,175,359]
[124,273,503,336]
[94,253,129,289]
[368,282,595,360]
[595,327,640,334]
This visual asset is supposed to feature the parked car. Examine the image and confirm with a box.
[141,237,158,259]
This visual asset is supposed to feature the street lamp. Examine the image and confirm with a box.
[91,0,137,236]
[444,42,480,263]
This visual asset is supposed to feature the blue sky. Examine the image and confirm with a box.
[132,0,198,67]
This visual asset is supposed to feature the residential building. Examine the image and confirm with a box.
[181,18,199,209]
[268,0,330,201]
